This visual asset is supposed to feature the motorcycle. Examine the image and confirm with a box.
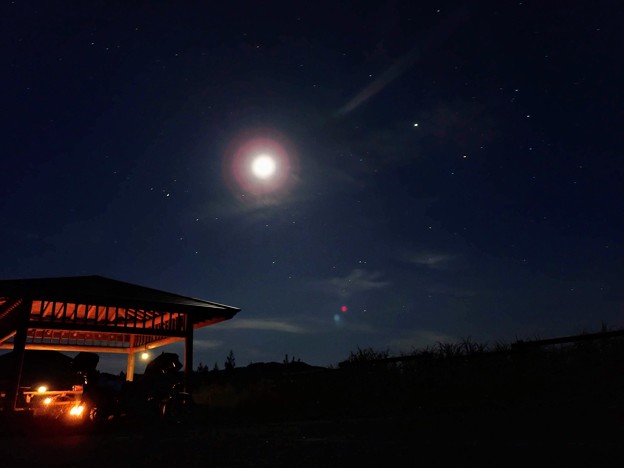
[71,351,193,425]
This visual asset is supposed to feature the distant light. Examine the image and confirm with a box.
[37,385,47,393]
[141,352,150,360]
[43,397,52,405]
[341,305,348,313]
[413,123,419,127]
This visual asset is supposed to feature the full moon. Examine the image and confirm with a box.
[226,132,295,196]
[251,154,277,179]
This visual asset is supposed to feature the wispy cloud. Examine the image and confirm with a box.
[319,268,391,299]
[214,318,309,334]
[337,48,421,117]
[336,8,468,118]
[195,196,291,222]
[408,252,457,270]
[194,339,224,349]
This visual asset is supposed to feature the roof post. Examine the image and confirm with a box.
[183,315,193,393]
[126,352,136,382]
[126,335,136,381]
[10,301,31,411]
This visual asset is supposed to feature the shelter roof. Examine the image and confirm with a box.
[0,275,240,353]
[0,275,238,315]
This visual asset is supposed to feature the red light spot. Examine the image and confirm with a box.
[341,305,348,313]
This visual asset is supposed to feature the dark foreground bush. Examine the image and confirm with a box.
[191,332,624,422]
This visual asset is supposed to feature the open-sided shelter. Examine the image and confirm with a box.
[0,275,239,409]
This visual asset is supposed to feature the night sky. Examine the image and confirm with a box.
[3,1,624,372]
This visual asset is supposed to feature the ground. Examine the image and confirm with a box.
[1,407,623,467]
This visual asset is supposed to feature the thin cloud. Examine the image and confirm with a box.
[337,47,420,117]
[196,196,290,221]
[336,8,469,117]
[321,268,391,299]
[409,252,457,270]
[215,318,309,334]
[194,339,224,349]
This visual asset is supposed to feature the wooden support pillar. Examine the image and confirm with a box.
[10,301,31,411]
[183,316,193,393]
[126,335,136,381]
[126,352,136,381]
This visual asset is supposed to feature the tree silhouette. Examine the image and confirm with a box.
[224,350,236,370]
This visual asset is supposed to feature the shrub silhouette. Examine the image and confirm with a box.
[191,326,624,427]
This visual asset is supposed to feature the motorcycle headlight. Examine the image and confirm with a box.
[69,405,85,417]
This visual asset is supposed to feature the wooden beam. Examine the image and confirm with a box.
[0,300,24,344]
[0,343,131,353]
[26,321,186,337]
[0,330,16,345]
[128,336,184,352]
[0,335,186,353]
[18,294,231,317]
